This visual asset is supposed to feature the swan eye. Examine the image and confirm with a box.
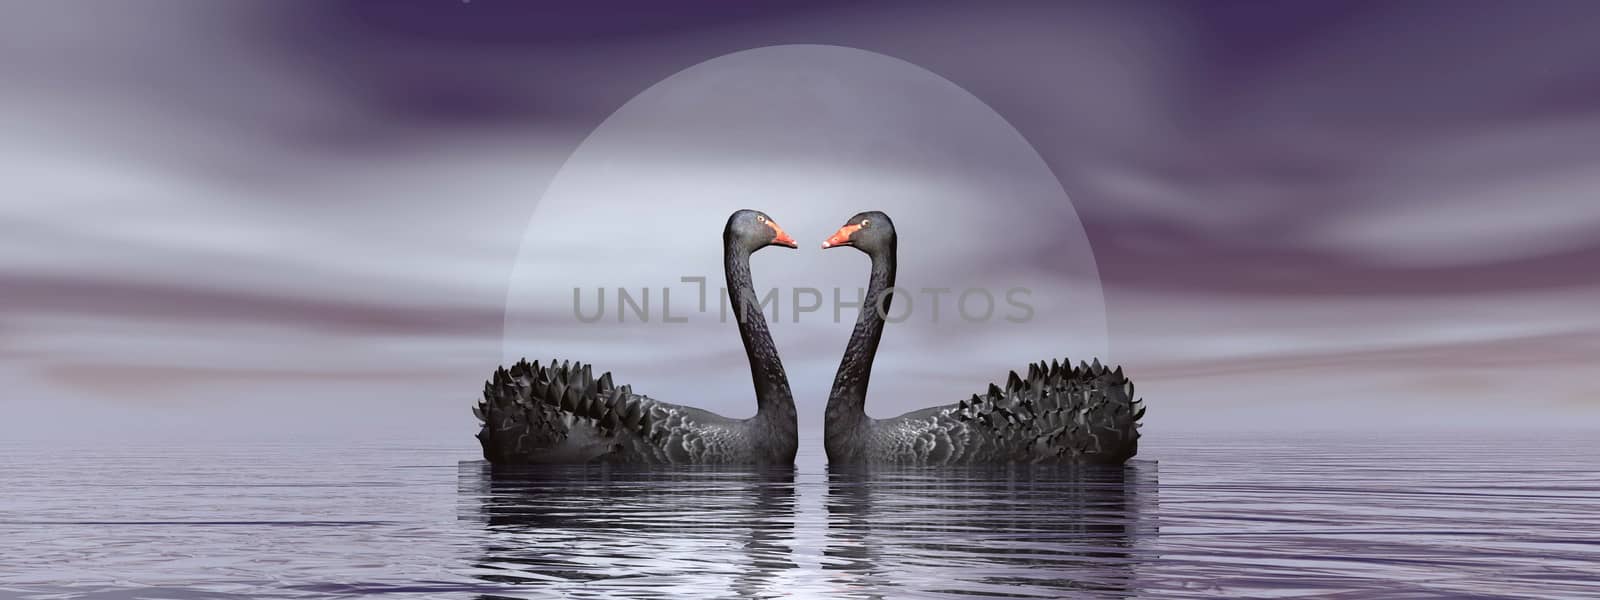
[860,218,871,228]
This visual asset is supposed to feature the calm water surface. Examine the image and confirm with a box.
[2,433,1596,599]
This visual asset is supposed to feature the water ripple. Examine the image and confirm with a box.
[0,432,1596,598]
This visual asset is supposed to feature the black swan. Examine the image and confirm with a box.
[820,211,1143,465]
[475,209,800,464]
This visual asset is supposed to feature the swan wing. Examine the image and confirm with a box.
[868,358,1143,465]
[475,358,748,464]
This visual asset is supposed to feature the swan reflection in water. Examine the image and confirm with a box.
[823,463,1157,599]
[460,461,1155,599]
[460,463,799,598]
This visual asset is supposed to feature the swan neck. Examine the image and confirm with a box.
[725,246,796,432]
[826,244,895,456]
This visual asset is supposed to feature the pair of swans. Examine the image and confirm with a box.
[475,210,1143,465]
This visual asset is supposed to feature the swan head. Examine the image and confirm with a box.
[821,211,894,254]
[726,209,798,251]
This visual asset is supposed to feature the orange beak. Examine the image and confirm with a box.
[821,223,862,249]
[767,220,797,248]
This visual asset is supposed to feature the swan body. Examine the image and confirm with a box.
[476,358,785,464]
[822,211,1143,465]
[831,358,1142,465]
[476,210,799,465]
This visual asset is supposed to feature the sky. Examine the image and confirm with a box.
[2,1,1597,444]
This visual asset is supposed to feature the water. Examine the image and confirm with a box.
[2,433,1596,599]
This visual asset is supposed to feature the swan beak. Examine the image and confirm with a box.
[769,222,798,248]
[822,224,860,249]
